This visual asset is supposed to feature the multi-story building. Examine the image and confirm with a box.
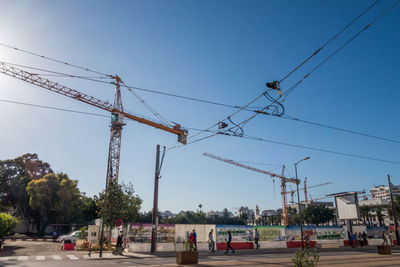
[370,184,400,200]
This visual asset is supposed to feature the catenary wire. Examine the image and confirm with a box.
[3,60,399,145]
[1,61,114,83]
[0,42,110,77]
[0,99,109,118]
[280,114,400,144]
[281,0,400,100]
[2,98,399,165]
[242,134,400,165]
[279,0,380,83]
[228,0,399,136]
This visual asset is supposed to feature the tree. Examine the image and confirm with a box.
[0,153,52,231]
[26,173,83,234]
[301,204,334,226]
[374,206,385,227]
[288,207,301,226]
[0,213,18,238]
[98,180,142,229]
[359,206,371,226]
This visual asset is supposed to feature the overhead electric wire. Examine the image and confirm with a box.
[0,99,109,118]
[281,0,400,100]
[220,0,399,139]
[122,81,172,127]
[281,114,400,144]
[0,42,110,77]
[1,61,173,126]
[172,92,266,146]
[2,98,399,165]
[1,61,113,83]
[242,134,400,165]
[278,0,380,83]
[3,61,398,146]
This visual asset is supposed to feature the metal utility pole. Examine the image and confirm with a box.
[151,145,166,253]
[388,174,400,245]
[294,156,310,249]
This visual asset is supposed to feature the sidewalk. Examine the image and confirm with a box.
[126,245,400,258]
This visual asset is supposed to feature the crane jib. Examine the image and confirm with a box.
[0,62,188,144]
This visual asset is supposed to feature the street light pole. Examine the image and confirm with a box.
[294,156,310,249]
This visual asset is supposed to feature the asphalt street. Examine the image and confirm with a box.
[1,241,400,266]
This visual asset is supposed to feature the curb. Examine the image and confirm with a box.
[3,238,60,242]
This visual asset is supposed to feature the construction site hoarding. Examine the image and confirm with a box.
[253,225,285,241]
[128,223,175,243]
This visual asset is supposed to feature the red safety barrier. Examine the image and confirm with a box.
[343,240,369,247]
[63,243,75,250]
[286,241,316,248]
[216,242,254,250]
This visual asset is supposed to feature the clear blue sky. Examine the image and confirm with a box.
[0,0,399,213]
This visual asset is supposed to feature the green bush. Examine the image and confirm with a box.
[0,213,18,238]
[182,240,194,252]
[80,226,88,239]
[292,247,319,267]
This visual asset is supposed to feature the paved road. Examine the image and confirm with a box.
[1,241,400,266]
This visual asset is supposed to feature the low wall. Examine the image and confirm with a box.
[119,223,392,252]
[127,242,176,252]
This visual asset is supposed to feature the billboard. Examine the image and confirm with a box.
[253,225,285,241]
[128,223,175,243]
[335,193,360,220]
[216,225,253,243]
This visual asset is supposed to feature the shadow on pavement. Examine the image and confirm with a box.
[0,245,25,257]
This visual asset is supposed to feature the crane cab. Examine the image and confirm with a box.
[111,112,125,125]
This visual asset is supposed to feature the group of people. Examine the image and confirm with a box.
[348,231,368,247]
[381,230,397,245]
[189,228,262,254]
[188,229,220,254]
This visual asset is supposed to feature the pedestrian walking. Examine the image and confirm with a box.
[362,231,368,246]
[382,231,388,245]
[304,232,310,248]
[113,231,124,255]
[225,229,235,254]
[208,229,215,253]
[358,232,363,247]
[388,231,394,246]
[254,228,260,249]
[349,232,356,248]
[191,229,197,251]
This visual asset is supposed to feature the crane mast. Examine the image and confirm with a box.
[203,152,299,226]
[280,165,289,226]
[106,76,124,183]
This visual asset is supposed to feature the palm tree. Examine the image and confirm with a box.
[375,206,385,227]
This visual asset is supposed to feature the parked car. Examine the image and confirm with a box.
[57,230,87,243]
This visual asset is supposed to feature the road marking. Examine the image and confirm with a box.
[52,255,62,260]
[18,256,28,261]
[67,254,79,260]
[0,257,10,261]
[36,256,45,260]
